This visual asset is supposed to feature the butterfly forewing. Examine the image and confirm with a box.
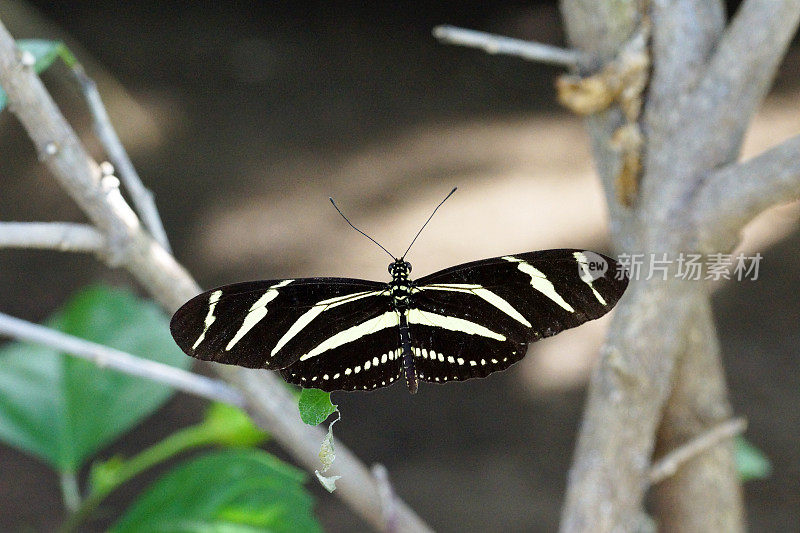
[410,249,628,383]
[170,278,389,369]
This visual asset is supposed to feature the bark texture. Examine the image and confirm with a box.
[559,1,800,531]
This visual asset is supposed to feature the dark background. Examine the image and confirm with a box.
[0,1,798,531]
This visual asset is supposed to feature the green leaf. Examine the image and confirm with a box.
[735,436,772,481]
[200,402,267,447]
[88,403,266,495]
[298,388,337,426]
[74,403,269,531]
[88,403,266,496]
[0,284,191,471]
[112,449,321,533]
[88,454,126,496]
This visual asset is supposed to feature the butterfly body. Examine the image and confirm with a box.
[171,249,628,394]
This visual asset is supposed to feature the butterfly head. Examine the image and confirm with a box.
[389,259,412,280]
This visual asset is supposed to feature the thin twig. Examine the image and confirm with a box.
[0,222,104,252]
[649,418,747,485]
[59,470,81,513]
[432,25,584,69]
[71,64,172,253]
[0,311,246,407]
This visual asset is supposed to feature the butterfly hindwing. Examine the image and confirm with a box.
[170,278,389,369]
[280,325,403,392]
[410,325,527,383]
[410,249,628,382]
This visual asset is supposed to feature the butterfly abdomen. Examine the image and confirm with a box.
[388,259,419,393]
[398,312,418,394]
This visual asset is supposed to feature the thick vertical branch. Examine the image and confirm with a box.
[559,0,753,531]
[559,0,642,251]
[644,0,725,152]
[561,275,698,531]
[653,297,743,532]
[559,0,800,530]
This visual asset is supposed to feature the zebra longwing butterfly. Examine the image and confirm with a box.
[170,191,628,394]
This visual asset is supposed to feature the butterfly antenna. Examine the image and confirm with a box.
[401,187,457,259]
[330,197,396,260]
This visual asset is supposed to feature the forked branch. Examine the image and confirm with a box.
[71,64,172,253]
[0,19,431,533]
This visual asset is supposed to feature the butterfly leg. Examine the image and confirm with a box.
[398,311,418,394]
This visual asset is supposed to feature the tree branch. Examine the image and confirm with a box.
[645,1,725,139]
[557,1,644,251]
[0,221,104,252]
[558,1,794,530]
[71,64,172,253]
[560,277,698,532]
[651,292,744,531]
[0,311,246,407]
[0,19,431,533]
[650,418,746,486]
[215,366,432,533]
[59,470,81,513]
[432,25,584,68]
[692,134,800,251]
[694,0,800,161]
[559,0,641,63]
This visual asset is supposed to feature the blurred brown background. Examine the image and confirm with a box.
[0,1,798,531]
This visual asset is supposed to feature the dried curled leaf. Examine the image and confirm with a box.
[556,18,650,118]
[314,411,341,492]
[556,73,617,115]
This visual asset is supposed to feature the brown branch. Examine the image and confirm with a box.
[0,19,431,533]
